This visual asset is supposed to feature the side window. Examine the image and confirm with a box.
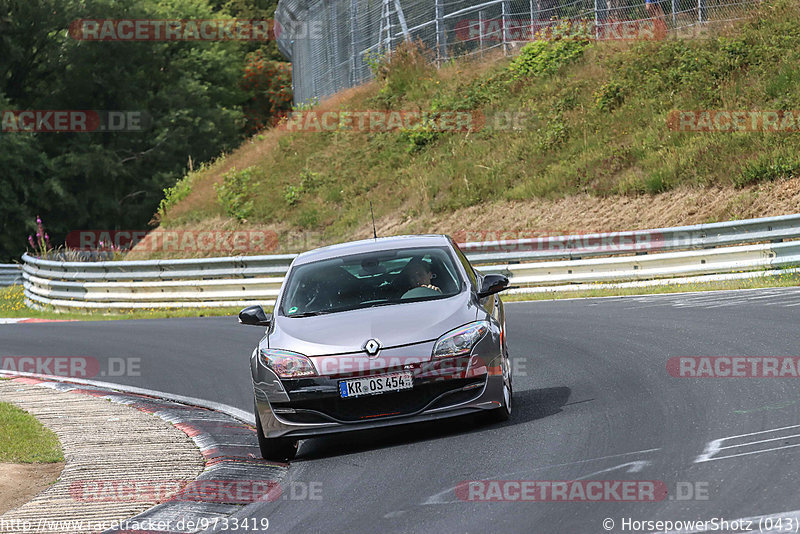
[451,242,478,289]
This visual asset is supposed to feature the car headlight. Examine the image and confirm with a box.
[260,349,317,378]
[432,321,489,359]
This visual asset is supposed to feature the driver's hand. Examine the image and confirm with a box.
[422,284,441,292]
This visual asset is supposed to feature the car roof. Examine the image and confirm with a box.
[292,234,453,266]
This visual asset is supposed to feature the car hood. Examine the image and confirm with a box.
[267,291,478,357]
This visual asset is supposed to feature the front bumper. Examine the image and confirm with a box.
[253,349,506,439]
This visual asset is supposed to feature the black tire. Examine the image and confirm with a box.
[487,351,512,423]
[488,375,512,423]
[254,401,298,461]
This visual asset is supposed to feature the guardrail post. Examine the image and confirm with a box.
[435,0,447,63]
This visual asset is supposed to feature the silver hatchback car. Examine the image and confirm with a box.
[240,234,513,461]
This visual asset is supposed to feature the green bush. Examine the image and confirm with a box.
[370,40,437,109]
[400,116,441,153]
[594,81,625,112]
[299,169,324,191]
[215,166,257,221]
[159,170,198,217]
[284,185,302,206]
[735,156,800,187]
[297,207,319,228]
[508,29,591,78]
[537,114,569,150]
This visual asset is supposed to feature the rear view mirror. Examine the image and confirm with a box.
[239,305,272,327]
[477,274,510,298]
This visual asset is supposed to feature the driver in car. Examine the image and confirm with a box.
[402,258,441,298]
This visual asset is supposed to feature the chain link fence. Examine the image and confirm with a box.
[275,0,755,105]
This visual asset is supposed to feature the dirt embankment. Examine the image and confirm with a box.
[129,177,800,259]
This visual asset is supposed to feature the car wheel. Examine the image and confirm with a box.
[490,375,512,422]
[488,353,512,423]
[254,401,298,461]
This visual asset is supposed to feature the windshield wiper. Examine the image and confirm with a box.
[288,311,330,317]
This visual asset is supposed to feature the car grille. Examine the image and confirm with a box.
[283,377,485,422]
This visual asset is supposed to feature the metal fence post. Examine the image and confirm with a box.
[594,0,599,40]
[350,0,359,85]
[435,0,447,63]
[502,0,510,54]
[698,0,706,22]
[478,10,485,55]
[671,0,677,27]
[529,0,534,40]
[381,0,391,53]
[393,0,411,42]
[329,0,341,93]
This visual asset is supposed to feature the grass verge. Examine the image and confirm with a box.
[0,402,63,463]
[0,285,256,320]
[503,270,800,301]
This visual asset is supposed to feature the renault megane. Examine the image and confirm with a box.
[239,234,513,461]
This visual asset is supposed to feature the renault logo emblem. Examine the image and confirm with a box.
[364,339,381,357]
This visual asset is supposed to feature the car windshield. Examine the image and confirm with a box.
[279,246,463,317]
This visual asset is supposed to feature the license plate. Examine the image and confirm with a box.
[338,372,413,398]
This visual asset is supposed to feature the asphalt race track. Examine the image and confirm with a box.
[5,287,800,533]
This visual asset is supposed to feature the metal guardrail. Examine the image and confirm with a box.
[462,213,800,263]
[20,213,800,312]
[0,264,22,287]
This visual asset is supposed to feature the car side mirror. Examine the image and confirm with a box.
[239,305,272,327]
[477,274,510,298]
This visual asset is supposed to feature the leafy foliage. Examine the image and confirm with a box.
[508,27,591,78]
[593,81,625,112]
[241,50,293,134]
[735,156,800,188]
[399,116,440,153]
[160,171,199,217]
[370,40,437,109]
[0,0,291,261]
[215,166,257,220]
